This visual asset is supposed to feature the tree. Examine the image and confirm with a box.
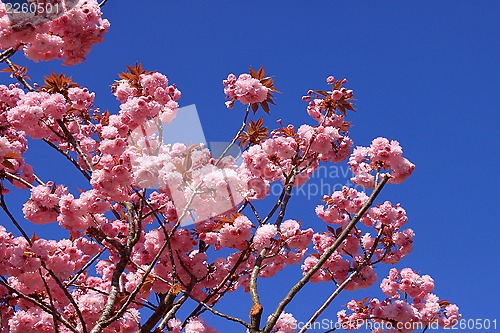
[0,1,460,332]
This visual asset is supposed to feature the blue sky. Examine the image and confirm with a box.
[3,1,500,332]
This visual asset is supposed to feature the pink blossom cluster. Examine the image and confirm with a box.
[111,71,181,129]
[0,225,139,332]
[168,317,219,333]
[91,70,182,204]
[315,186,369,225]
[360,201,414,264]
[338,268,461,332]
[90,153,134,202]
[349,137,415,188]
[31,238,99,280]
[239,123,352,199]
[22,181,68,224]
[127,139,248,223]
[217,215,253,250]
[195,218,312,293]
[302,76,353,125]
[270,312,297,333]
[7,307,55,333]
[0,58,458,333]
[0,84,35,188]
[57,188,108,234]
[304,188,414,290]
[224,73,269,108]
[68,87,95,111]
[232,76,356,198]
[238,134,295,200]
[8,91,66,138]
[306,97,345,126]
[1,83,97,174]
[297,124,353,163]
[259,219,313,277]
[0,0,109,65]
[302,229,377,290]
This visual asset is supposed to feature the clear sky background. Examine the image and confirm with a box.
[3,1,500,332]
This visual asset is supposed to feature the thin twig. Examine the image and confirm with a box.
[56,119,94,173]
[43,138,91,181]
[0,184,31,242]
[3,170,34,188]
[67,249,106,286]
[215,105,250,166]
[4,58,35,91]
[191,298,250,329]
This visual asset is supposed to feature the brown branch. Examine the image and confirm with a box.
[42,264,89,333]
[67,248,106,286]
[183,248,250,322]
[138,290,179,333]
[0,185,31,242]
[3,58,35,91]
[56,119,94,173]
[0,185,88,332]
[72,284,156,310]
[298,225,386,333]
[43,139,92,181]
[0,47,15,62]
[249,248,266,332]
[157,295,189,331]
[274,172,296,227]
[190,297,250,329]
[89,202,140,333]
[246,200,262,225]
[262,174,391,333]
[39,268,60,333]
[2,170,34,188]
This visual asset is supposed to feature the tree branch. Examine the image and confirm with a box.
[262,174,391,333]
[298,225,386,333]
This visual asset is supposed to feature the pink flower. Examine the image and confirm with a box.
[340,268,459,331]
[8,307,54,333]
[185,317,219,333]
[349,137,415,188]
[219,215,253,250]
[254,224,278,251]
[298,124,353,163]
[316,187,368,225]
[8,91,52,139]
[439,303,461,328]
[1,0,109,65]
[224,73,268,106]
[168,318,182,333]
[241,144,282,182]
[381,277,399,297]
[22,182,68,224]
[68,87,95,111]
[272,312,297,333]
